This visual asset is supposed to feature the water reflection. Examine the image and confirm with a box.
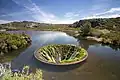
[78,39,120,51]
[78,40,98,50]
[101,44,120,51]
[0,46,28,63]
[31,31,79,47]
[32,56,87,72]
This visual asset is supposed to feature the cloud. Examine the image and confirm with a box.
[0,20,12,24]
[64,12,79,18]
[105,8,120,13]
[35,32,78,46]
[91,4,108,11]
[49,19,77,24]
[83,7,120,19]
[1,0,119,24]
[0,11,29,17]
[10,0,77,24]
[83,14,120,19]
[11,0,56,22]
[90,0,112,14]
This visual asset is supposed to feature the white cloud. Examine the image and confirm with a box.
[34,32,78,46]
[64,12,79,18]
[0,20,12,24]
[83,14,120,19]
[91,4,107,11]
[94,8,120,16]
[50,19,78,24]
[83,7,120,19]
[106,8,120,13]
[1,0,119,24]
[0,11,29,17]
[10,0,78,24]
[91,0,111,11]
[12,0,56,23]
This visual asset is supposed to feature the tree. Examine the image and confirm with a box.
[80,21,91,36]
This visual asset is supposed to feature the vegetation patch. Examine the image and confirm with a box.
[101,32,120,45]
[70,20,120,46]
[1,65,43,80]
[0,32,31,55]
[34,44,88,65]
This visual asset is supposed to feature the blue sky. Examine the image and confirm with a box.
[0,0,120,24]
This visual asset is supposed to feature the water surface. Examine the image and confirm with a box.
[7,31,120,80]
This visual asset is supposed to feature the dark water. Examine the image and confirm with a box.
[7,31,120,80]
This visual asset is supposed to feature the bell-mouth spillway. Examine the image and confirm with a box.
[34,44,88,66]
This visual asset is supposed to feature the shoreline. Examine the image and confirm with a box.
[1,29,120,48]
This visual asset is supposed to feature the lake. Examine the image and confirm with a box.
[4,31,120,80]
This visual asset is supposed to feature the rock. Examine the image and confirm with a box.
[26,38,31,43]
[86,36,103,42]
[0,51,4,56]
[23,41,27,45]
[1,43,7,49]
[103,39,112,44]
[99,29,110,34]
[4,47,8,53]
[11,45,18,50]
[74,31,79,34]
[8,46,12,51]
[2,62,11,69]
[75,33,80,37]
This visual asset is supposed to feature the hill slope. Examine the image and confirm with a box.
[69,17,120,31]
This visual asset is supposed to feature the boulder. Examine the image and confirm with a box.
[0,51,4,56]
[86,36,103,42]
[11,45,18,50]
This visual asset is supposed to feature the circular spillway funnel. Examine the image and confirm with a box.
[34,44,88,66]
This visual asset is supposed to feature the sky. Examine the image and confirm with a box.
[0,0,120,24]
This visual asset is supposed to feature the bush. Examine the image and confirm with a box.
[101,32,120,45]
[80,21,91,36]
[1,66,43,80]
[0,32,31,54]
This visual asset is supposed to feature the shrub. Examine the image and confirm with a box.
[101,32,120,45]
[0,32,31,54]
[1,66,43,80]
[80,21,91,36]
